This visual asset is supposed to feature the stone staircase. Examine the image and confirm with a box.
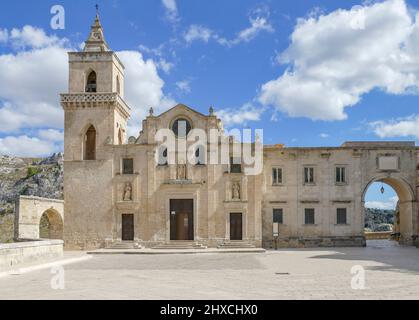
[152,241,207,250]
[108,241,142,250]
[218,241,256,249]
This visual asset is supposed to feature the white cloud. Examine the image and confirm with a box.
[176,80,191,94]
[0,27,70,133]
[138,43,164,56]
[370,115,419,138]
[230,16,274,45]
[157,58,174,74]
[0,28,8,43]
[319,133,329,138]
[38,129,64,142]
[0,135,57,157]
[184,13,273,47]
[138,44,175,74]
[259,0,419,121]
[366,196,399,210]
[162,0,179,24]
[216,103,264,127]
[10,25,66,49]
[184,25,214,43]
[0,26,175,156]
[118,51,175,137]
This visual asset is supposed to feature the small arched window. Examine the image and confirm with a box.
[84,125,96,160]
[116,75,121,95]
[86,71,97,93]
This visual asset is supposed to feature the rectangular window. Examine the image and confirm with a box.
[230,157,242,173]
[304,208,315,225]
[337,208,347,225]
[273,209,283,224]
[304,167,315,184]
[122,158,134,175]
[336,167,346,184]
[272,168,283,185]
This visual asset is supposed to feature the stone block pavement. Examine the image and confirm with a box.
[0,241,418,300]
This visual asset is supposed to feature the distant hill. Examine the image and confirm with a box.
[0,154,64,243]
[365,208,395,232]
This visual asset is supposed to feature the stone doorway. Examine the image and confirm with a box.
[230,213,243,241]
[122,214,134,241]
[170,199,194,241]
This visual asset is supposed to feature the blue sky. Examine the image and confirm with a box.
[0,0,418,208]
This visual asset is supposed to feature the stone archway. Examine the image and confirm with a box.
[15,196,64,241]
[362,176,417,245]
[39,209,64,240]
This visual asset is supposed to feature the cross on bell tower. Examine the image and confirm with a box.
[84,5,110,52]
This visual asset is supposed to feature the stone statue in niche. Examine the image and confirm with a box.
[232,182,241,200]
[123,183,132,201]
[177,164,187,180]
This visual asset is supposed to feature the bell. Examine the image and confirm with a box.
[380,185,385,194]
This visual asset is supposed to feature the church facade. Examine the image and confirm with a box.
[61,15,419,250]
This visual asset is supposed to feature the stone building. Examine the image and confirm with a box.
[60,15,419,250]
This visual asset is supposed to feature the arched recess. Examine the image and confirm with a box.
[84,124,97,160]
[86,70,97,93]
[39,209,63,240]
[362,176,416,244]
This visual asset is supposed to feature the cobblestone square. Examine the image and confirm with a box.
[0,241,418,300]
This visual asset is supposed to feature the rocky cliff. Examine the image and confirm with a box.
[0,153,64,243]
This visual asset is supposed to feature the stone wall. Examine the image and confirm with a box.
[262,145,418,247]
[0,214,14,243]
[365,231,392,240]
[0,240,63,270]
[264,236,366,249]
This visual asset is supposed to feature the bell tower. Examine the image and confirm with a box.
[61,12,130,161]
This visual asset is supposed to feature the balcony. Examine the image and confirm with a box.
[60,92,131,116]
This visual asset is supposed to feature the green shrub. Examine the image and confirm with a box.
[20,186,28,195]
[26,167,39,178]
